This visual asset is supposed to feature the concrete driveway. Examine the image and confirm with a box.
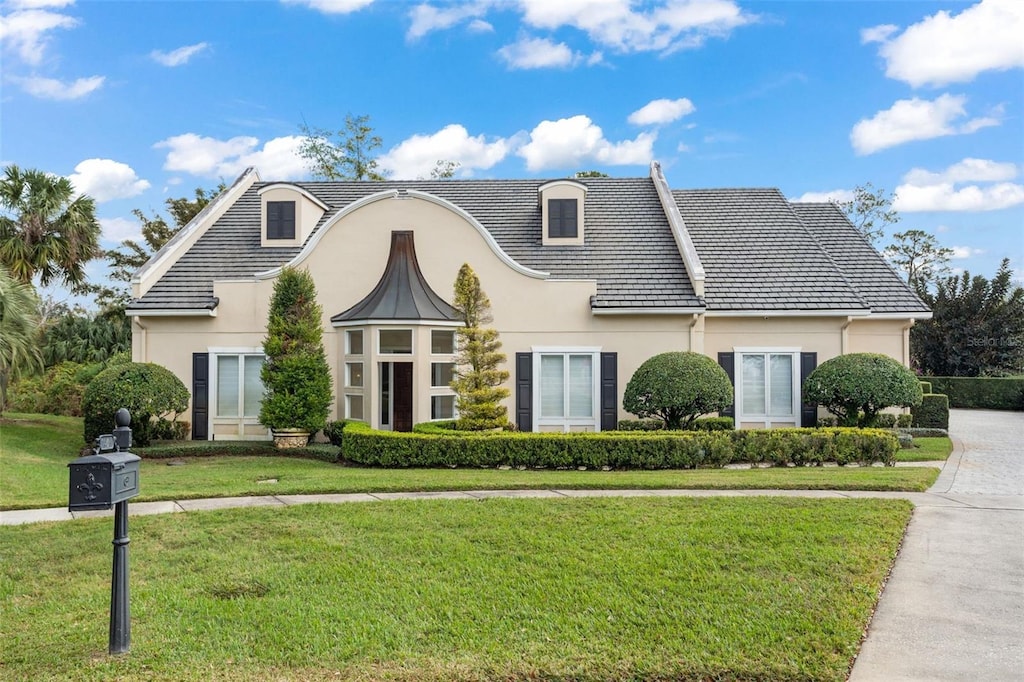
[849,409,1024,681]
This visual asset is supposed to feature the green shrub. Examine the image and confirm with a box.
[919,381,932,394]
[323,420,349,447]
[898,427,948,437]
[896,414,913,428]
[341,421,897,469]
[148,418,190,441]
[804,353,923,427]
[872,413,897,428]
[622,352,733,429]
[911,394,950,429]
[135,440,338,463]
[82,362,190,446]
[6,361,106,416]
[923,376,1024,411]
[617,417,734,431]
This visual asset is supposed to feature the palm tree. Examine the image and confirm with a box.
[0,164,101,290]
[0,265,42,412]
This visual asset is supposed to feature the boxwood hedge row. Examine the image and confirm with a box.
[340,421,898,469]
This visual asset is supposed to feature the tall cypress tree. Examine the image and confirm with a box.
[451,264,509,430]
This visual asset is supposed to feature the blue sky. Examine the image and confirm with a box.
[2,0,1022,305]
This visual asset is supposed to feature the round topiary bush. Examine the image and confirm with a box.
[623,351,734,430]
[803,352,923,427]
[82,362,190,446]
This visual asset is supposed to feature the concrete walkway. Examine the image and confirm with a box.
[849,409,1024,682]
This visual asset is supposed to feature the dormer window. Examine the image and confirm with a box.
[548,199,578,238]
[539,179,587,246]
[267,201,296,240]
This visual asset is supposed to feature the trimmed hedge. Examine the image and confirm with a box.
[617,417,734,432]
[341,421,898,469]
[919,381,932,394]
[923,376,1024,411]
[911,394,950,429]
[898,427,949,438]
[134,441,339,463]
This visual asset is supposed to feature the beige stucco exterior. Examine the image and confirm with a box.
[131,189,923,439]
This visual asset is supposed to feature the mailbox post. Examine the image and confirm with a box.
[68,408,140,655]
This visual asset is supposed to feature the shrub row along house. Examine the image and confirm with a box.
[125,162,929,439]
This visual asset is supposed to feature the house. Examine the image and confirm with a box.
[125,162,929,439]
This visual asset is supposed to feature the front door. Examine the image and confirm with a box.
[380,362,414,432]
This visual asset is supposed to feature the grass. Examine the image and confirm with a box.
[1,413,939,510]
[895,436,954,462]
[0,496,913,681]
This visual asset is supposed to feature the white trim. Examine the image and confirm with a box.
[649,161,706,294]
[208,349,267,441]
[344,329,365,356]
[538,179,589,195]
[592,306,705,315]
[865,312,933,320]
[733,348,801,429]
[531,345,602,354]
[531,348,602,433]
[254,189,550,280]
[332,318,462,328]
[377,328,414,355]
[705,309,871,318]
[257,183,330,211]
[429,328,457,356]
[127,308,217,317]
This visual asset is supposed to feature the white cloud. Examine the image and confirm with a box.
[378,124,514,179]
[467,19,493,33]
[518,0,753,54]
[628,97,695,126]
[517,115,655,172]
[15,74,103,99]
[0,6,78,64]
[860,23,897,44]
[155,133,307,179]
[98,216,142,245]
[280,0,375,14]
[950,245,985,259]
[67,159,150,202]
[791,189,856,204]
[407,1,493,40]
[150,42,209,67]
[894,159,1024,212]
[868,0,1024,87]
[497,36,582,69]
[850,94,998,155]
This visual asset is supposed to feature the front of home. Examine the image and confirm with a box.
[125,162,929,439]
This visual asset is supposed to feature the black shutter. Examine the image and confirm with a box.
[718,352,735,420]
[600,352,618,431]
[515,352,532,432]
[800,352,818,427]
[191,353,209,440]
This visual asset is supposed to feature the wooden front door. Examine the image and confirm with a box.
[392,362,413,432]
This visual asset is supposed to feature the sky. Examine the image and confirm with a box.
[1,0,1022,308]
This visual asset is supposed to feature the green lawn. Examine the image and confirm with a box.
[895,436,954,462]
[0,413,940,510]
[0,496,913,681]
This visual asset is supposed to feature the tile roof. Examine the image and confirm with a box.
[672,188,869,311]
[790,202,930,314]
[128,177,701,311]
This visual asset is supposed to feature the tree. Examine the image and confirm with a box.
[451,263,510,430]
[803,353,922,427]
[622,352,733,429]
[884,229,952,291]
[837,183,899,246]
[298,114,386,181]
[0,164,101,290]
[0,264,42,412]
[429,160,460,180]
[912,259,1024,377]
[574,170,609,178]
[40,311,130,366]
[259,267,333,439]
[82,361,190,446]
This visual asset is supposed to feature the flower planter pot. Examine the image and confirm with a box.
[272,429,310,449]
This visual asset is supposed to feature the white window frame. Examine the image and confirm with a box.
[733,347,801,428]
[378,327,414,355]
[208,347,268,441]
[345,329,365,356]
[345,394,365,421]
[428,328,458,421]
[430,329,457,356]
[531,346,601,432]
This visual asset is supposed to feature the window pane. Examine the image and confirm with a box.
[540,355,565,418]
[347,394,363,420]
[431,330,455,354]
[217,356,239,417]
[379,329,412,354]
[568,354,593,418]
[346,362,363,388]
[769,354,794,417]
[346,330,363,355]
[431,362,455,387]
[431,395,455,420]
[242,356,264,418]
[741,354,766,415]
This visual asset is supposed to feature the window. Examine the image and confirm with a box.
[346,394,364,420]
[548,199,578,238]
[215,354,263,418]
[379,329,412,354]
[738,350,798,425]
[431,362,455,388]
[431,395,455,420]
[431,329,455,354]
[535,350,598,430]
[267,201,296,240]
[346,362,363,388]
[346,330,364,355]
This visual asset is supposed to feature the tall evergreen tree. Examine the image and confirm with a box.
[451,264,509,430]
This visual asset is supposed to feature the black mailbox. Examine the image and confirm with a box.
[68,450,141,511]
